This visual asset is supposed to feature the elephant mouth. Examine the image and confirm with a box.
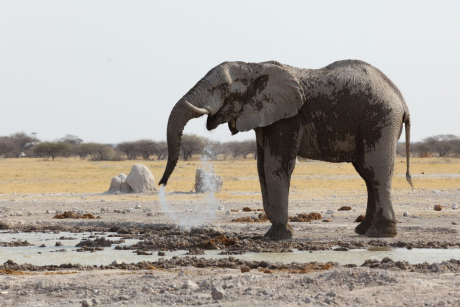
[206,115,219,131]
[228,121,239,135]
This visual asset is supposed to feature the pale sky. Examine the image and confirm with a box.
[1,1,459,144]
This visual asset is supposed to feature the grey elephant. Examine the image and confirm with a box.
[159,60,413,240]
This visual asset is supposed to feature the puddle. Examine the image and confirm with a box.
[1,232,459,266]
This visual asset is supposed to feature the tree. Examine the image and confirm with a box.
[156,141,168,160]
[59,134,83,145]
[0,137,18,157]
[423,135,459,157]
[180,134,207,160]
[74,143,98,159]
[117,141,138,160]
[10,132,38,157]
[222,140,256,159]
[134,139,158,160]
[92,144,117,161]
[33,142,71,160]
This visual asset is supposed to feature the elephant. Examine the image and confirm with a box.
[159,59,413,240]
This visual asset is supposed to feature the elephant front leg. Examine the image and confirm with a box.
[258,125,301,240]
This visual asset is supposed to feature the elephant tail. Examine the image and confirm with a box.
[404,114,413,189]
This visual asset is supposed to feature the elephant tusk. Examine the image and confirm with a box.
[184,101,210,115]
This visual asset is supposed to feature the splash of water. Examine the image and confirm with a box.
[159,145,219,228]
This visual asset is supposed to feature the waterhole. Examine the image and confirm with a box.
[1,232,459,266]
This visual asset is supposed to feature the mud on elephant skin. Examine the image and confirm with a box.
[159,60,413,240]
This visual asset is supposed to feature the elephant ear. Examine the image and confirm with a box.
[235,63,305,132]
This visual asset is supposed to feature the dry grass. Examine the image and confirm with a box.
[0,157,459,202]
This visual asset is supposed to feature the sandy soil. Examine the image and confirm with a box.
[0,159,460,306]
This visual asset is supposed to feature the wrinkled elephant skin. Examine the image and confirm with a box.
[159,60,413,240]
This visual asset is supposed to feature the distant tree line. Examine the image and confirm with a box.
[0,132,257,161]
[397,134,460,157]
[3,132,457,161]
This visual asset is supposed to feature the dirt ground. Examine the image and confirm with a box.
[0,158,460,306]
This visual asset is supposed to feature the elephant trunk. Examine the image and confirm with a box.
[158,95,203,186]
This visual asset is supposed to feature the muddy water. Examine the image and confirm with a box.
[1,232,460,266]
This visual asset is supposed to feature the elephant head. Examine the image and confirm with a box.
[159,61,305,185]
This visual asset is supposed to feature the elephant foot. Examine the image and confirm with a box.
[264,223,294,240]
[364,219,398,237]
[354,220,371,235]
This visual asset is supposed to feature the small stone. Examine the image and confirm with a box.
[91,299,98,306]
[182,280,198,290]
[128,208,134,213]
[355,215,365,222]
[326,209,334,215]
[101,199,105,202]
[135,205,141,209]
[403,211,410,217]
[111,260,122,265]
[81,299,93,307]
[262,289,271,295]
[55,241,63,247]
[434,205,442,211]
[46,210,51,214]
[81,196,85,199]
[452,221,458,225]
[147,212,153,217]
[225,210,231,215]
[327,291,336,297]
[453,204,458,209]
[211,286,225,300]
[305,297,313,304]
[158,251,166,256]
[218,205,225,211]
[240,266,250,273]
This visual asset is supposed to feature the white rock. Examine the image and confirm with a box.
[81,196,85,199]
[217,205,225,211]
[125,164,157,193]
[453,204,458,209]
[195,169,223,193]
[225,210,231,215]
[182,280,198,290]
[403,212,410,217]
[326,209,334,215]
[128,208,134,213]
[135,205,141,209]
[108,176,122,193]
[111,260,122,265]
[101,199,105,202]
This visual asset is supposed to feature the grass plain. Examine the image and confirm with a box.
[0,157,459,202]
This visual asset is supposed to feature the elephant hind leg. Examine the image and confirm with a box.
[353,131,398,237]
